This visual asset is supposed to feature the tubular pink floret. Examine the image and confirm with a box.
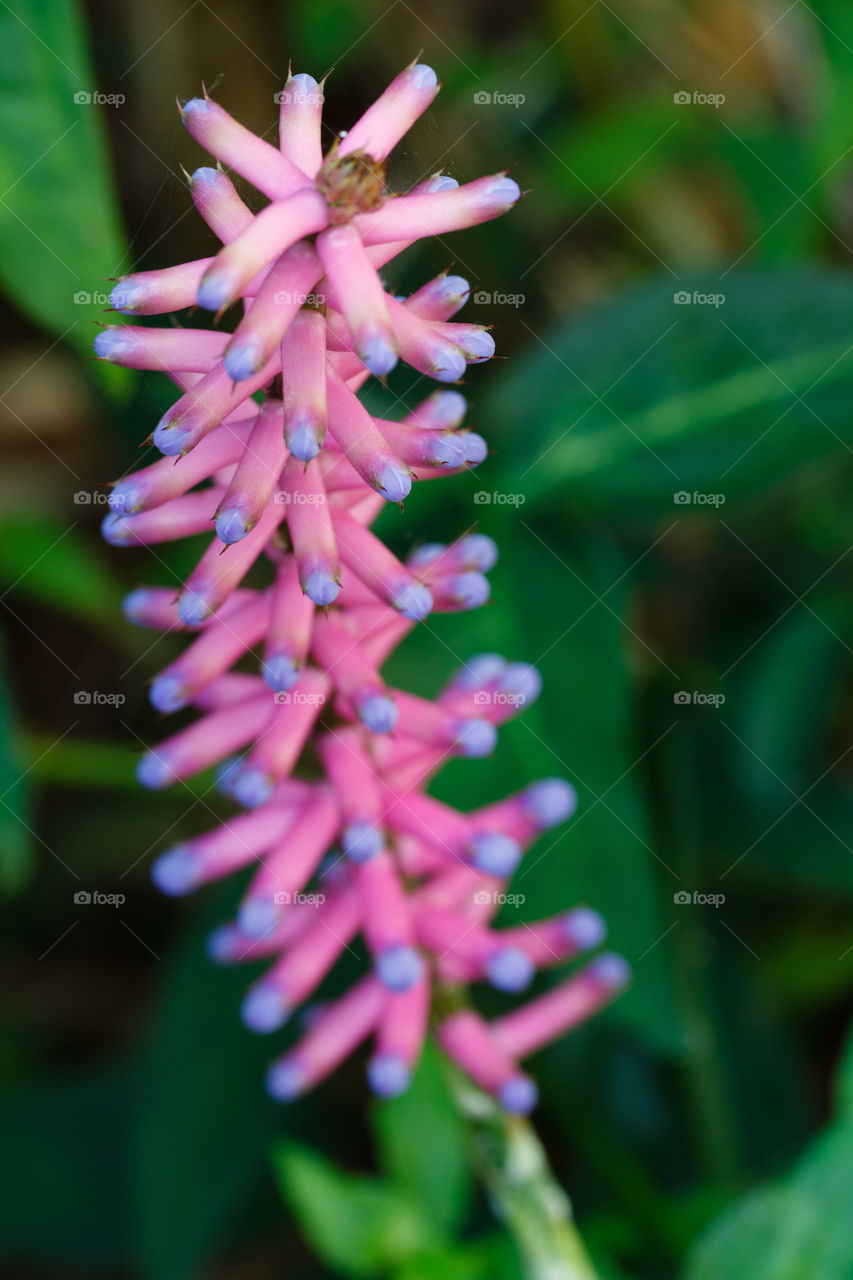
[107,62,623,1109]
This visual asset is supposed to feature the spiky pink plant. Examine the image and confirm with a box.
[100,61,629,1109]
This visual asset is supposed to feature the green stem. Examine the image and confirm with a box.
[449,1069,601,1280]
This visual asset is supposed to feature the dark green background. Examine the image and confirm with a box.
[1,1,853,1276]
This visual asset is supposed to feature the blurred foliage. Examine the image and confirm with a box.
[0,0,852,1278]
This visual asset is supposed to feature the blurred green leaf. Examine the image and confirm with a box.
[0,634,32,890]
[274,1141,435,1278]
[373,1042,472,1236]
[486,269,853,518]
[0,0,124,347]
[0,513,122,625]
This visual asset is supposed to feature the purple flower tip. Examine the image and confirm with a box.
[498,1076,539,1114]
[121,588,150,625]
[223,341,261,381]
[181,97,211,120]
[451,571,491,609]
[94,328,126,361]
[469,831,522,876]
[266,1059,304,1102]
[101,512,130,546]
[461,330,495,363]
[411,63,438,90]
[431,346,467,383]
[241,984,290,1033]
[232,766,275,809]
[462,432,488,464]
[196,271,232,313]
[392,582,433,620]
[455,717,497,757]
[407,542,445,569]
[109,282,145,313]
[136,751,174,790]
[451,653,506,690]
[190,165,218,184]
[376,944,424,991]
[288,422,321,461]
[431,390,467,427]
[358,693,398,734]
[458,533,498,571]
[361,333,398,377]
[109,481,142,513]
[590,952,631,991]
[426,433,467,467]
[206,925,239,965]
[424,174,458,193]
[151,845,199,895]
[149,673,187,714]
[215,755,245,798]
[342,820,385,862]
[178,586,212,627]
[487,946,535,993]
[262,653,299,693]
[485,176,521,208]
[238,896,280,939]
[304,567,341,606]
[563,907,606,951]
[375,461,412,504]
[500,662,542,706]
[525,778,577,828]
[367,1053,411,1098]
[153,418,191,457]
[215,506,250,545]
[437,274,470,304]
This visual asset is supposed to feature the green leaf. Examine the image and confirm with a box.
[0,633,32,890]
[273,1141,435,1278]
[0,513,122,625]
[0,0,125,346]
[373,1042,472,1235]
[485,269,853,519]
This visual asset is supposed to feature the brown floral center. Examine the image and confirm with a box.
[315,146,386,225]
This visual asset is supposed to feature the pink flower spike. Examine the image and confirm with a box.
[357,850,424,991]
[197,189,328,315]
[223,239,323,381]
[310,614,395,731]
[332,509,431,618]
[180,95,313,201]
[94,326,228,373]
[405,272,471,321]
[231,670,330,808]
[242,890,361,1033]
[238,788,339,934]
[438,1009,538,1114]
[492,956,632,1062]
[177,499,283,625]
[153,356,280,456]
[149,593,270,713]
[403,389,468,431]
[391,689,497,758]
[338,62,438,162]
[267,977,386,1101]
[498,907,607,969]
[281,307,327,460]
[384,296,467,382]
[326,372,412,503]
[278,73,325,176]
[214,399,288,544]
[318,729,385,862]
[280,455,340,606]
[368,978,430,1097]
[357,174,521,245]
[189,166,255,243]
[318,224,397,375]
[109,417,252,514]
[136,689,273,790]
[109,258,213,315]
[263,558,314,692]
[101,489,224,547]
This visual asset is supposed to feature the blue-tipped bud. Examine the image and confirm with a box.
[499,662,542,707]
[425,432,467,467]
[375,944,424,991]
[153,421,192,457]
[177,586,212,627]
[457,533,498,572]
[563,907,606,951]
[241,984,290,1034]
[149,673,187,714]
[469,832,522,876]
[498,1075,539,1114]
[423,174,459,194]
[190,165,218,185]
[150,845,199,895]
[451,653,506,690]
[223,340,262,381]
[122,588,151,626]
[459,330,495,363]
[266,1059,304,1102]
[428,389,467,427]
[342,820,385,862]
[94,328,128,361]
[238,896,280,939]
[524,778,577,828]
[431,346,467,382]
[434,274,470,306]
[484,175,521,208]
[455,718,497,757]
[287,421,322,461]
[262,653,300,693]
[196,269,235,313]
[361,333,398,376]
[206,924,240,965]
[411,63,438,89]
[357,693,398,734]
[215,755,245,798]
[407,542,445,570]
[392,582,433,620]
[101,512,131,545]
[367,1052,412,1098]
[215,506,250,544]
[462,432,488,464]
[109,481,143,513]
[486,946,535,993]
[109,281,146,313]
[375,461,412,504]
[136,751,174,790]
[590,952,631,990]
[449,571,490,609]
[304,568,341,607]
[232,766,274,809]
